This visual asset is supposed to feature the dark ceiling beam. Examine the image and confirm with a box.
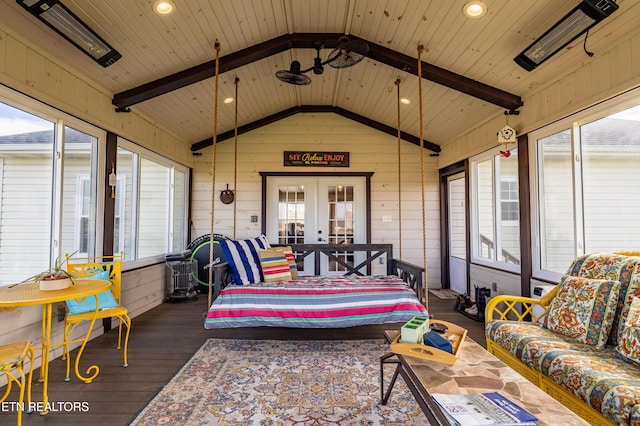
[112,33,522,110]
[190,105,440,153]
[358,36,523,111]
[113,33,343,109]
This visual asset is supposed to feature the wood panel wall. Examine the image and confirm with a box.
[190,112,442,284]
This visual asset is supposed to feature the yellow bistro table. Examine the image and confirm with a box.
[0,279,110,413]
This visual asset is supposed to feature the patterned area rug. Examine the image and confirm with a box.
[129,339,429,425]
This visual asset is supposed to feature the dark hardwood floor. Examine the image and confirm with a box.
[0,290,484,426]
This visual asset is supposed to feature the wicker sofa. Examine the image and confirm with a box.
[485,253,640,426]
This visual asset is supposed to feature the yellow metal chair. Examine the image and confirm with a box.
[63,253,131,381]
[0,341,34,426]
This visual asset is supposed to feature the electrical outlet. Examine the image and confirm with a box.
[492,282,497,292]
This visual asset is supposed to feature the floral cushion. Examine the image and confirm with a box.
[543,275,620,349]
[565,253,640,346]
[616,297,640,367]
[486,320,640,425]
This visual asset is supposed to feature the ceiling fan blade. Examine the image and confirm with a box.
[275,70,311,85]
[327,38,369,69]
[275,60,312,85]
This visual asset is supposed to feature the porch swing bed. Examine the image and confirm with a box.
[204,243,427,329]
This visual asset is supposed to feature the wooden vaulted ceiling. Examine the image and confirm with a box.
[112,33,523,153]
[2,0,636,155]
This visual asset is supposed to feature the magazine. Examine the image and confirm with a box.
[432,392,538,425]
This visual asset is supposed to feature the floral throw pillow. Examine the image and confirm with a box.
[616,296,640,367]
[544,275,620,349]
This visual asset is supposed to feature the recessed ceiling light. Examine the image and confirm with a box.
[400,98,411,105]
[224,97,234,104]
[463,1,487,18]
[153,0,176,16]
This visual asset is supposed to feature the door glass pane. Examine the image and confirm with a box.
[476,158,494,260]
[327,184,354,272]
[277,185,305,246]
[582,107,640,253]
[537,129,574,272]
[0,103,54,284]
[61,126,97,257]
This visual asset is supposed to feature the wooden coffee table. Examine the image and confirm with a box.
[382,327,589,425]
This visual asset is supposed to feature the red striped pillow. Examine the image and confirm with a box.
[274,246,298,277]
[259,249,292,282]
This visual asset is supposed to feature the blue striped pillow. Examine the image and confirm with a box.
[219,235,271,284]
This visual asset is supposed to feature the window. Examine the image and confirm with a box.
[0,94,103,286]
[500,179,519,222]
[116,139,189,262]
[531,96,640,280]
[470,148,520,270]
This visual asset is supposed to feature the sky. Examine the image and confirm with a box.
[0,102,53,136]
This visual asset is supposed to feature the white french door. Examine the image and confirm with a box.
[266,176,366,275]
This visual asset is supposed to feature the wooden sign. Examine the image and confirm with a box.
[284,151,349,167]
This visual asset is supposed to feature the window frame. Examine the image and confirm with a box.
[116,137,190,268]
[529,88,640,282]
[469,146,521,273]
[0,87,106,285]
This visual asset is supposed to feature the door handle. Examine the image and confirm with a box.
[318,237,325,242]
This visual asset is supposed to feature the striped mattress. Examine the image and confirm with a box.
[204,275,427,328]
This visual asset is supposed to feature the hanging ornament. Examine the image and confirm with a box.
[498,111,519,157]
[220,184,235,204]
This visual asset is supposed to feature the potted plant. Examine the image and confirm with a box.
[25,252,76,291]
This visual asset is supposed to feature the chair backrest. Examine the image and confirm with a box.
[65,253,123,303]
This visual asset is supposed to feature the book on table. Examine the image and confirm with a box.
[432,392,538,425]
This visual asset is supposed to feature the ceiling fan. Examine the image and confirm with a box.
[275,36,369,86]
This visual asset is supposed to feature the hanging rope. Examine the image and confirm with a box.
[417,44,429,309]
[395,77,403,260]
[233,77,239,239]
[208,40,221,308]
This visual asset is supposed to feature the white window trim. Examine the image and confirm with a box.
[469,146,520,273]
[0,86,106,263]
[116,137,190,269]
[529,87,640,283]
